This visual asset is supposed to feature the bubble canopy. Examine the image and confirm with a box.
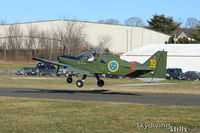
[59,49,120,62]
[77,49,107,61]
[59,49,108,61]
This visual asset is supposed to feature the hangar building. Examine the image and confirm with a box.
[0,20,170,54]
[120,44,200,72]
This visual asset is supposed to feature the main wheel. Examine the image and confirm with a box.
[97,79,104,87]
[76,80,84,88]
[66,77,73,83]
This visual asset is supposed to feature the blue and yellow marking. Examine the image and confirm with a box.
[108,60,119,72]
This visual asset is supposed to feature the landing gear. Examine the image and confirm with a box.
[66,77,73,83]
[95,74,104,87]
[76,80,84,87]
[97,79,104,87]
[66,75,73,83]
[76,75,87,88]
[67,74,104,87]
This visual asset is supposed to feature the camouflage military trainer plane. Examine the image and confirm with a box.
[33,49,167,87]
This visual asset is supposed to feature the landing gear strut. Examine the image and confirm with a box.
[67,74,104,87]
[95,74,104,87]
[76,75,87,88]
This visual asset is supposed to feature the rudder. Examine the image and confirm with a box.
[143,50,167,78]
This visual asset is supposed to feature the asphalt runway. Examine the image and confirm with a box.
[0,87,200,106]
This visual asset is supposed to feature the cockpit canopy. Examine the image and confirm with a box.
[77,49,107,61]
[59,49,121,63]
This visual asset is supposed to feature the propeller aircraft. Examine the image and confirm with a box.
[33,49,167,87]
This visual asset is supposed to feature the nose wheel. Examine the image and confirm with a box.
[66,75,73,83]
[66,77,73,83]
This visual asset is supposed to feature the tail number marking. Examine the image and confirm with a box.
[149,59,156,68]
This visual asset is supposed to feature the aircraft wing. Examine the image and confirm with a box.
[32,57,91,75]
[33,58,68,67]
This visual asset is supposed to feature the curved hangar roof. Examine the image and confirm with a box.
[121,44,200,57]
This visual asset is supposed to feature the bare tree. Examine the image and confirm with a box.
[6,24,23,60]
[0,42,7,60]
[0,20,90,61]
[97,19,121,25]
[24,25,39,59]
[96,35,112,50]
[185,17,199,29]
[53,21,88,56]
[124,17,144,27]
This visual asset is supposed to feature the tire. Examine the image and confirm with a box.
[66,77,73,83]
[76,80,84,88]
[97,79,104,87]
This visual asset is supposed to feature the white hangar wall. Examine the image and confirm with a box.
[0,20,170,54]
[84,23,170,53]
[120,44,200,72]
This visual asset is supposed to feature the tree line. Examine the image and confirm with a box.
[97,16,199,29]
[0,21,111,61]
[0,14,200,61]
[98,15,200,43]
[0,20,112,61]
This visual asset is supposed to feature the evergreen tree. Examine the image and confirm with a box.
[147,14,181,34]
[190,25,200,43]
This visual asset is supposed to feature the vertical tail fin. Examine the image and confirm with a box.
[143,50,167,78]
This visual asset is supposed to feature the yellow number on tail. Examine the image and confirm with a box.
[149,59,156,68]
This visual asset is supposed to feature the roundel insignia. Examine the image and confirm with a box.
[108,60,119,72]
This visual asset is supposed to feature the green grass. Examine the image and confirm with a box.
[0,61,35,73]
[0,97,199,133]
[1,61,200,95]
[0,62,200,133]
[1,75,200,95]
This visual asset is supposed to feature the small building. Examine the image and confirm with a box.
[177,32,195,41]
[120,44,200,72]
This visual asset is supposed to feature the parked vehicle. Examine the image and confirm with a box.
[16,67,36,75]
[182,71,199,81]
[34,65,57,76]
[16,62,57,76]
[166,68,182,80]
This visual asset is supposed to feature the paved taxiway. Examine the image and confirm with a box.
[0,87,200,106]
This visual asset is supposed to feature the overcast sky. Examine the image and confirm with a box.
[0,0,199,26]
